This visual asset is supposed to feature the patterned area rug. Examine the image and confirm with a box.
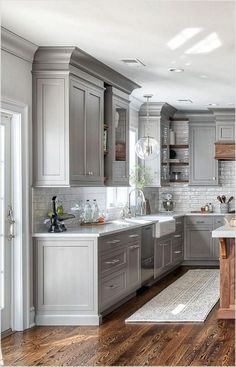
[126,269,220,323]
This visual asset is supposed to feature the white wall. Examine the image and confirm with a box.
[1,28,37,327]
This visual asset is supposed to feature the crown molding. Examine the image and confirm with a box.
[129,95,143,111]
[1,27,38,62]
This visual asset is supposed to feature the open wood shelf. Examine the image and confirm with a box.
[170,179,189,183]
[170,144,189,149]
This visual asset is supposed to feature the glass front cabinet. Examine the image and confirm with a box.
[104,86,130,186]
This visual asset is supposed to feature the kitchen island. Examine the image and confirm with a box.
[212,224,235,319]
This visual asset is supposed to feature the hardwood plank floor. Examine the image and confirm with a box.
[1,266,235,366]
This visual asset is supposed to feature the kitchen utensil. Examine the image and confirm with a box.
[217,196,222,203]
[222,195,226,203]
[227,196,234,204]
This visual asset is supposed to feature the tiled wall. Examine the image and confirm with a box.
[158,161,235,213]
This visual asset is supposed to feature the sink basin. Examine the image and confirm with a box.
[124,216,176,238]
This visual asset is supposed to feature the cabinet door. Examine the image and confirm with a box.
[34,77,69,186]
[189,124,218,185]
[216,122,235,142]
[86,87,104,184]
[139,116,161,187]
[113,97,129,185]
[128,243,141,290]
[154,242,163,278]
[70,79,87,183]
[162,239,172,266]
[186,228,213,260]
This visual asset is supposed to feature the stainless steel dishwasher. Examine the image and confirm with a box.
[141,224,154,284]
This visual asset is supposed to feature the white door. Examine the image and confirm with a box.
[0,113,13,334]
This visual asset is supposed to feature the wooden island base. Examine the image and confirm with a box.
[218,237,235,319]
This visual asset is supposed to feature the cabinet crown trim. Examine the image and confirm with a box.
[33,46,140,94]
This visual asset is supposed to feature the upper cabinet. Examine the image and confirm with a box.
[138,103,176,187]
[32,47,140,187]
[104,86,130,186]
[189,122,218,185]
[211,108,235,161]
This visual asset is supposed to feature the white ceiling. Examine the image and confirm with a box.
[1,0,235,110]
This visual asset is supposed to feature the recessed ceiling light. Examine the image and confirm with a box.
[227,103,234,106]
[169,68,184,73]
[185,62,191,66]
[208,103,219,106]
[200,74,208,79]
[121,58,146,67]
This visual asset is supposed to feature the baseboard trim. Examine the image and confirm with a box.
[29,306,36,328]
[35,314,102,326]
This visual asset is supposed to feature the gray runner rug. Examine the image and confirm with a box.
[126,269,220,323]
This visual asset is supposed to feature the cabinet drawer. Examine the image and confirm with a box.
[172,231,183,244]
[175,217,184,229]
[186,216,213,226]
[214,216,224,228]
[127,229,142,243]
[100,269,127,308]
[100,249,127,276]
[172,243,183,262]
[99,233,126,252]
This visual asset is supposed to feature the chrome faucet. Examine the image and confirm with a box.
[128,188,146,217]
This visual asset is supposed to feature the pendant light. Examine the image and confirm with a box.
[135,94,160,160]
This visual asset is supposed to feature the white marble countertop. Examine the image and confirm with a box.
[212,224,236,238]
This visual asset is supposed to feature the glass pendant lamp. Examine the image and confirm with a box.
[135,94,160,160]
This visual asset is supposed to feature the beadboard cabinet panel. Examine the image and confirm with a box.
[34,77,70,186]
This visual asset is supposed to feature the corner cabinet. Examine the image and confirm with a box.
[104,86,130,186]
[189,122,218,185]
[33,73,104,187]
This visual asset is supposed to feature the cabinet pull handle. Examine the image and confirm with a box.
[105,259,120,265]
[196,220,204,223]
[106,239,121,244]
[161,243,168,246]
[129,234,139,238]
[174,234,181,238]
[176,221,182,225]
[174,250,181,254]
[106,284,119,289]
[130,245,139,250]
[213,176,216,180]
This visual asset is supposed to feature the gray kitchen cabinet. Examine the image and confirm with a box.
[128,242,141,290]
[186,228,213,259]
[104,86,130,186]
[70,78,104,185]
[33,72,104,187]
[189,123,218,185]
[33,47,139,187]
[154,216,184,278]
[138,103,176,187]
[185,215,223,261]
[216,121,235,142]
[98,228,141,312]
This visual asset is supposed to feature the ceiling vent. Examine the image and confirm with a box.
[178,99,193,103]
[121,58,146,67]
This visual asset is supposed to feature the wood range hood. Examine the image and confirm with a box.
[215,141,235,160]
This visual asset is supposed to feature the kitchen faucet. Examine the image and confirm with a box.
[128,188,146,217]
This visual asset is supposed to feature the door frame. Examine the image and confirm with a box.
[1,97,33,331]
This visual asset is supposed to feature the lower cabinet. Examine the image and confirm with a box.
[98,229,141,312]
[154,216,184,278]
[185,216,224,261]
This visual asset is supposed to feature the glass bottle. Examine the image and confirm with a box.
[92,199,100,222]
[84,200,92,223]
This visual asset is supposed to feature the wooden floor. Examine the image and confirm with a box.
[1,267,235,366]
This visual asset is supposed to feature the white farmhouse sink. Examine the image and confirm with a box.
[124,215,176,238]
